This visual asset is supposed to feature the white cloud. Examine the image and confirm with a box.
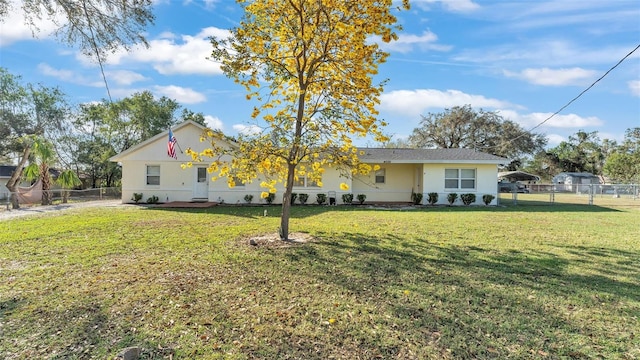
[454,40,636,68]
[98,27,229,76]
[232,124,262,136]
[106,70,147,86]
[153,85,206,104]
[379,89,512,118]
[0,1,59,46]
[628,80,640,97]
[545,133,565,147]
[204,115,224,130]
[506,111,603,129]
[37,63,147,88]
[503,67,597,86]
[37,63,103,87]
[413,0,480,12]
[375,31,451,53]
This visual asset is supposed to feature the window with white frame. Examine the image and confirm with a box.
[146,165,160,185]
[375,168,386,184]
[445,168,476,190]
[232,176,244,187]
[294,175,321,187]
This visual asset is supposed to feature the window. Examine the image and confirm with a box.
[445,168,476,189]
[146,165,160,185]
[375,168,386,184]
[197,167,207,183]
[232,176,244,187]
[294,175,321,187]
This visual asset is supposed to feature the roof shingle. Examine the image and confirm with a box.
[356,148,508,164]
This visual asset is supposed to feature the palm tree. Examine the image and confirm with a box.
[23,138,56,205]
[56,169,82,203]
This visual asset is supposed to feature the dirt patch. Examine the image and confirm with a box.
[246,232,317,248]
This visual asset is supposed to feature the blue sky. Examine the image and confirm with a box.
[1,0,639,148]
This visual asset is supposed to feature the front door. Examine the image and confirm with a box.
[193,167,209,199]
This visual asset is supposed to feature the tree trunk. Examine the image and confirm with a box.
[6,145,31,209]
[279,89,306,240]
[41,163,52,205]
[279,162,297,240]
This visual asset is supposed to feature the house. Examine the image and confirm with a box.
[110,121,508,205]
[552,172,601,193]
[1,165,63,202]
[1,165,30,200]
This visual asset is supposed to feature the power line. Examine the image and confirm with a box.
[527,43,640,133]
[82,0,112,103]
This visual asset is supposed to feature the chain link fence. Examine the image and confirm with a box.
[1,187,122,211]
[498,183,639,207]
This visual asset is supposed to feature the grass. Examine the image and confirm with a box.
[1,203,639,359]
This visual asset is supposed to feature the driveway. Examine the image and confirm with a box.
[0,200,126,221]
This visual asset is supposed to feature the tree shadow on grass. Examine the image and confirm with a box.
[281,232,639,358]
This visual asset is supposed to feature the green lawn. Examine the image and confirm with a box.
[1,203,638,359]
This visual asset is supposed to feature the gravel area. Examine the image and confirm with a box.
[0,199,126,221]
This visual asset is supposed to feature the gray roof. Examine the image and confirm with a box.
[0,165,17,177]
[0,165,60,178]
[498,171,541,181]
[356,148,508,164]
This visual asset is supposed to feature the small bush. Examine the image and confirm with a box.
[427,192,438,205]
[265,193,275,205]
[482,194,495,205]
[146,195,159,204]
[298,193,309,205]
[447,193,458,205]
[411,192,423,205]
[461,193,476,205]
[316,193,327,205]
[356,194,366,204]
[342,193,354,204]
[244,194,253,204]
[290,192,298,205]
[131,193,143,204]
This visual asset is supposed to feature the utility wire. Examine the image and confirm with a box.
[527,43,640,133]
[490,43,640,151]
[82,0,112,103]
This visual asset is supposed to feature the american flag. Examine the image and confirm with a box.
[168,129,177,159]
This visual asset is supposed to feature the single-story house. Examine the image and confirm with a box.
[1,165,63,202]
[110,121,508,205]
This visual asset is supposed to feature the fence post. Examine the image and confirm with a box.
[588,184,594,205]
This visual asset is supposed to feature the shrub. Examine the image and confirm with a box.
[146,195,159,204]
[427,192,438,205]
[482,194,495,205]
[316,193,327,205]
[131,193,143,204]
[342,193,354,204]
[265,192,275,205]
[244,194,253,204]
[411,192,423,205]
[461,193,476,205]
[356,194,366,204]
[298,193,309,205]
[290,192,298,205]
[447,193,458,205]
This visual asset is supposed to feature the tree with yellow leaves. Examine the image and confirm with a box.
[198,0,409,240]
